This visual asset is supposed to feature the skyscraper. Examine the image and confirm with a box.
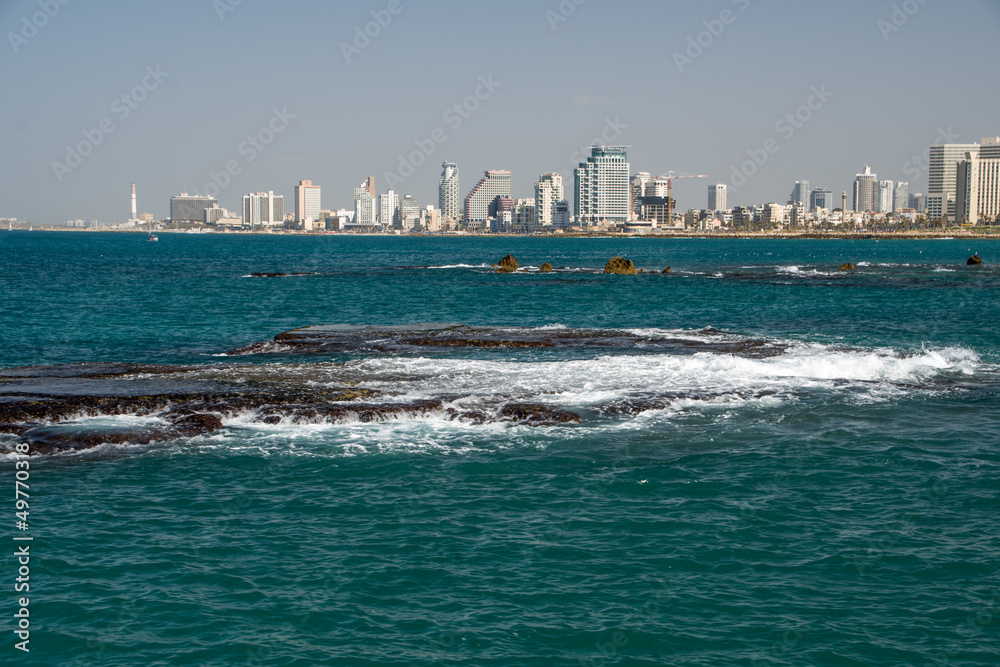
[928,141,980,218]
[853,166,878,212]
[379,190,400,229]
[242,191,284,228]
[957,139,1000,224]
[400,195,421,231]
[170,193,218,223]
[879,180,895,213]
[631,172,652,219]
[790,181,810,206]
[295,180,322,226]
[574,146,631,225]
[534,173,564,228]
[353,179,378,227]
[439,163,460,222]
[708,184,727,212]
[894,182,909,212]
[810,188,833,211]
[464,170,512,228]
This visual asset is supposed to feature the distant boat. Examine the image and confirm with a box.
[147,220,158,242]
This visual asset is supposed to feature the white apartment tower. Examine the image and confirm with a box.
[353,179,378,227]
[708,184,727,212]
[928,141,981,219]
[853,166,879,212]
[242,191,285,228]
[439,163,460,222]
[379,190,400,229]
[894,182,909,212]
[957,138,1000,224]
[879,180,895,213]
[575,146,631,225]
[464,171,512,225]
[534,173,564,228]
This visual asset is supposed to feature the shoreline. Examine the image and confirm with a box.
[5,227,1000,240]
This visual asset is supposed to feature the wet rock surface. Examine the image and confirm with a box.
[605,257,638,275]
[839,263,857,271]
[496,255,519,273]
[968,255,982,266]
[540,263,553,273]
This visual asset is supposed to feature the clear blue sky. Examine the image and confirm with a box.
[2,0,999,224]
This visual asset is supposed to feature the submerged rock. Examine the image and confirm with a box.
[968,255,983,266]
[496,255,519,273]
[540,263,553,273]
[498,403,581,426]
[605,257,638,275]
[839,263,857,271]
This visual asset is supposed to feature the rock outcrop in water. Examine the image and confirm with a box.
[496,255,519,273]
[540,263,553,273]
[968,255,983,266]
[839,263,857,271]
[605,257,638,275]
[662,267,672,274]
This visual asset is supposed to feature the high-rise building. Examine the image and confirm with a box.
[353,179,378,227]
[928,141,980,218]
[170,193,218,223]
[574,146,631,225]
[439,163,460,222]
[400,195,421,231]
[379,190,400,229]
[957,140,1000,224]
[790,181,810,206]
[242,191,284,228]
[631,172,652,219]
[513,199,537,233]
[464,170,512,227]
[553,201,571,229]
[909,193,927,213]
[423,206,442,233]
[646,177,669,198]
[878,180,895,213]
[810,188,833,211]
[853,166,878,212]
[295,180,322,226]
[534,173,564,229]
[894,182,909,212]
[708,184,727,212]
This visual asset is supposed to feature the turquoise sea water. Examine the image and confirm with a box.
[2,232,999,666]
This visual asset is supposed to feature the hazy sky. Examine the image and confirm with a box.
[2,0,999,224]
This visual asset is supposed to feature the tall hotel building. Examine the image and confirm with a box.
[439,163,461,222]
[575,146,631,225]
[464,170,512,228]
[853,166,878,212]
[379,190,400,229]
[534,173,564,228]
[353,178,378,227]
[956,137,1000,224]
[928,141,981,219]
[295,180,322,226]
[708,184,727,212]
[242,191,284,227]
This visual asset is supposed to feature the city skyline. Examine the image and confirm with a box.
[2,0,999,225]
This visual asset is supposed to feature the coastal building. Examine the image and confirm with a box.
[893,182,909,213]
[853,166,878,212]
[956,140,1000,224]
[439,163,460,223]
[574,146,630,225]
[640,196,673,226]
[242,191,284,228]
[534,173,564,229]
[170,194,217,223]
[204,205,237,225]
[353,179,378,228]
[909,193,927,214]
[400,195,421,231]
[379,190,400,229]
[878,180,895,213]
[790,181,810,206]
[646,176,669,198]
[708,184,727,212]
[810,188,833,211]
[631,173,652,218]
[423,206,442,233]
[295,180,322,228]
[464,170,512,229]
[513,199,537,233]
[553,201,571,229]
[928,141,980,218]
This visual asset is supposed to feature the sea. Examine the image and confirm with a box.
[1,231,998,666]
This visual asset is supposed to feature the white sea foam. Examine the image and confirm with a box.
[427,263,491,269]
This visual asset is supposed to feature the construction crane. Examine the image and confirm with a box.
[655,172,708,225]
